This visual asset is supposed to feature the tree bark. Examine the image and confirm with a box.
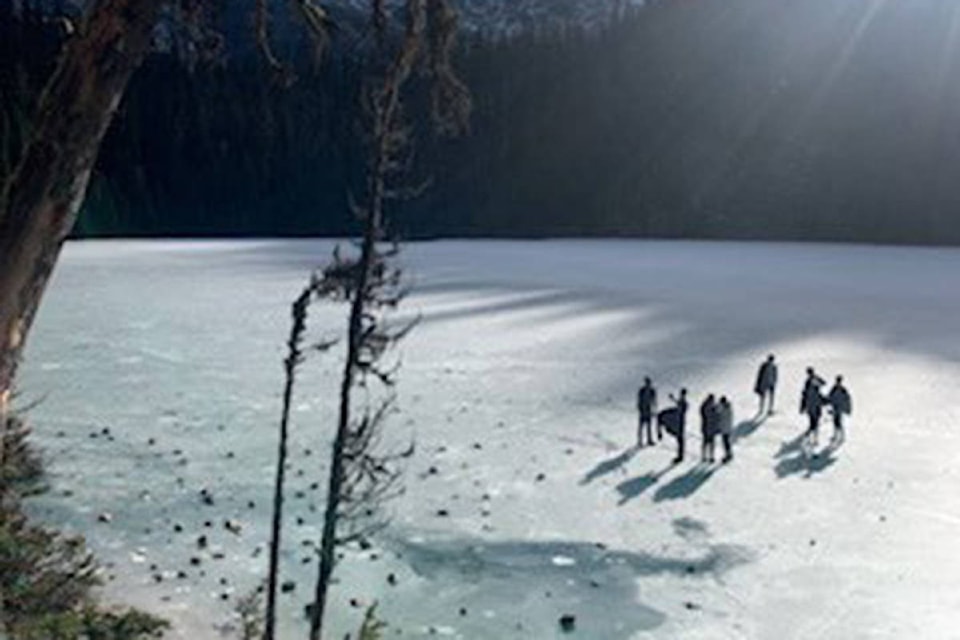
[0,0,162,440]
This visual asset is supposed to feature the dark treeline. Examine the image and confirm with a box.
[5,0,960,243]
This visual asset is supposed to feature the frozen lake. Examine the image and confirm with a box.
[19,239,960,638]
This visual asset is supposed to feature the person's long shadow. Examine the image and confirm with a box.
[653,463,718,502]
[616,462,677,505]
[734,410,769,440]
[775,434,843,479]
[774,432,806,459]
[581,446,638,485]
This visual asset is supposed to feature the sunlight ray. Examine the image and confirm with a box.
[789,0,888,141]
[934,2,960,109]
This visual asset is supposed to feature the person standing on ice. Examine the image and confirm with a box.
[661,388,688,463]
[700,394,718,463]
[718,396,734,463]
[637,377,658,447]
[754,354,778,415]
[800,367,826,446]
[827,375,852,444]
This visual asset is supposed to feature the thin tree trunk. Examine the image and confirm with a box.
[308,10,424,636]
[263,287,312,640]
[309,207,379,640]
[0,0,162,451]
[308,68,393,640]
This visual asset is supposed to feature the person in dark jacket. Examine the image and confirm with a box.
[827,375,852,444]
[660,388,688,463]
[800,367,826,446]
[637,377,658,447]
[718,396,734,463]
[754,354,778,415]
[700,394,717,463]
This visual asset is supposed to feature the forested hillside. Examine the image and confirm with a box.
[5,0,960,243]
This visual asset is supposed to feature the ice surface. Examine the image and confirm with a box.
[19,239,960,638]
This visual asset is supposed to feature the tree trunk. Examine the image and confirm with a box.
[308,8,425,637]
[309,219,377,640]
[263,286,313,640]
[0,0,162,447]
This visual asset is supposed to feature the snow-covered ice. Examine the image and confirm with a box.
[19,239,960,638]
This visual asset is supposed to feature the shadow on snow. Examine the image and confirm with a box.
[734,411,768,439]
[387,532,755,637]
[774,431,844,479]
[615,462,676,504]
[581,446,639,485]
[611,414,768,505]
[653,463,719,502]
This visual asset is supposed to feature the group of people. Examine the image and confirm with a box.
[698,394,735,464]
[635,354,854,464]
[800,367,853,447]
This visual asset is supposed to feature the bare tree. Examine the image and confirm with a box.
[306,2,469,637]
[261,241,413,640]
[264,271,349,639]
[264,280,316,639]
